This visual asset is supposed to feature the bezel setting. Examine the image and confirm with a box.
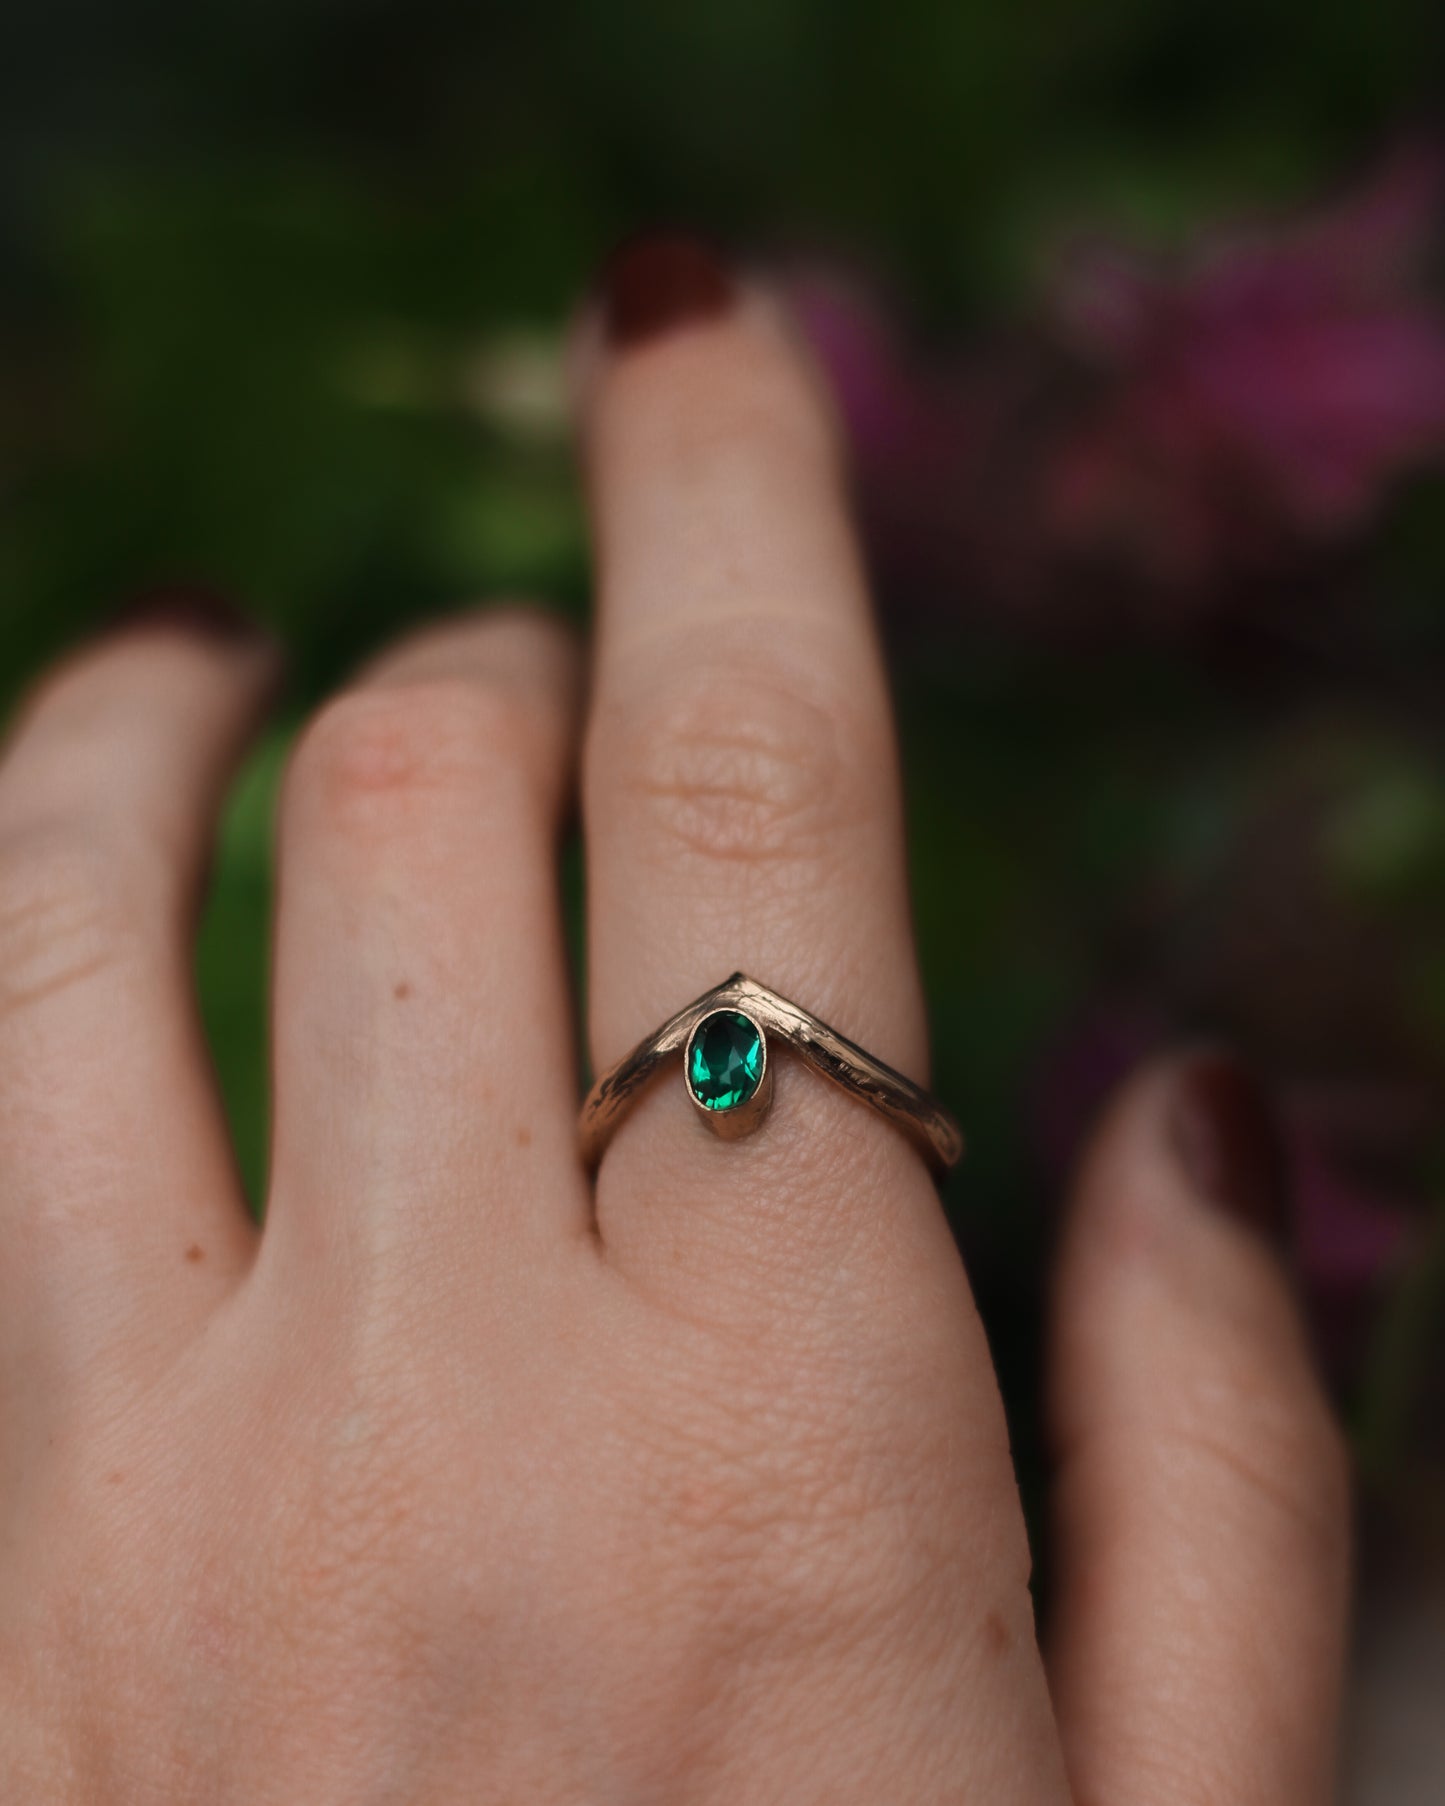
[683,1007,773,1140]
[578,973,964,1177]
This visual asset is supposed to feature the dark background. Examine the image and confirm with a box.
[4,0,1445,1653]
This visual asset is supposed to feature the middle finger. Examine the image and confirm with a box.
[578,240,944,1301]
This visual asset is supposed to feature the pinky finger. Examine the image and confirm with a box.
[1047,1052,1352,1806]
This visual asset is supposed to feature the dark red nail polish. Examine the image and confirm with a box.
[600,232,736,349]
[108,584,263,646]
[1168,1051,1292,1243]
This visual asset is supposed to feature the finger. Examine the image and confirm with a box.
[575,246,1070,1803]
[264,608,586,1295]
[1048,1051,1352,1806]
[576,237,940,1300]
[579,244,922,1062]
[0,599,277,1404]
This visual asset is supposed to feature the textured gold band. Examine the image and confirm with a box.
[578,973,964,1179]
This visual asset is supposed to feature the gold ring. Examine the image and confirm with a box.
[579,973,964,1179]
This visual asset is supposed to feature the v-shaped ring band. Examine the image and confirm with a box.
[578,974,964,1179]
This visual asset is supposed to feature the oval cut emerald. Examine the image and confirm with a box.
[686,1010,765,1112]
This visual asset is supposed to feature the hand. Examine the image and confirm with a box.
[0,240,1349,1803]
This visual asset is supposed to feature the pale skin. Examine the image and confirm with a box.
[0,279,1349,1802]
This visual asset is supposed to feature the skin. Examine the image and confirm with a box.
[0,286,1349,1803]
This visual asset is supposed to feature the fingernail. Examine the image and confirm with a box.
[600,232,737,349]
[1168,1051,1291,1244]
[108,584,266,647]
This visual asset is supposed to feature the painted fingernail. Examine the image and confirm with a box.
[1168,1051,1291,1244]
[600,232,737,349]
[108,584,265,646]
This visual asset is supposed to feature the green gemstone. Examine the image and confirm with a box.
[686,1010,765,1112]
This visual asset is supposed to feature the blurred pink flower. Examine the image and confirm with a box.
[795,147,1445,615]
[793,276,997,591]
[1029,1001,1162,1181]
[1048,147,1445,584]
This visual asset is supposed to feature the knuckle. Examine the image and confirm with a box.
[1165,1354,1352,1559]
[0,823,146,1021]
[289,679,541,841]
[622,1356,978,1646]
[597,656,887,869]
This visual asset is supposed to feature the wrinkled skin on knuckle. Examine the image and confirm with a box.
[594,657,887,877]
[288,680,544,855]
[1057,1335,1351,1596]
[1165,1369,1351,1565]
[0,823,154,1025]
[1123,1277,1351,1558]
